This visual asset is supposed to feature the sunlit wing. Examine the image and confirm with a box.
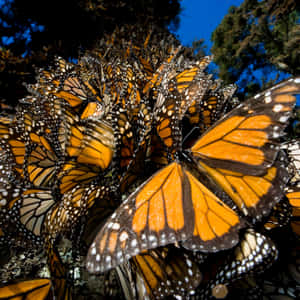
[196,153,288,218]
[191,77,300,175]
[87,162,242,273]
[153,59,212,154]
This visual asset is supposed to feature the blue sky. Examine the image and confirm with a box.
[176,0,244,52]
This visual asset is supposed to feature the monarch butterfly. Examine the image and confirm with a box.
[56,75,90,108]
[282,139,300,183]
[112,105,136,173]
[45,184,109,242]
[122,64,144,107]
[0,279,51,300]
[142,46,181,96]
[286,186,300,237]
[116,245,202,299]
[66,119,115,170]
[153,79,182,154]
[47,58,99,106]
[172,56,211,94]
[39,57,105,121]
[87,77,299,274]
[196,229,278,300]
[57,160,101,194]
[153,60,213,155]
[57,107,79,155]
[186,83,237,136]
[263,196,292,231]
[118,102,157,193]
[46,244,73,300]
[0,122,26,176]
[26,143,59,187]
[9,188,55,243]
[15,109,53,142]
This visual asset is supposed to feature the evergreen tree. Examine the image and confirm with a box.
[0,0,181,105]
[211,0,300,98]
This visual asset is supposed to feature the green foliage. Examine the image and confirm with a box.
[211,0,300,99]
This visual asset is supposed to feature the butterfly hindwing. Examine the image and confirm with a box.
[10,188,55,243]
[129,246,202,299]
[282,139,300,183]
[87,77,299,275]
[197,229,278,299]
[286,186,300,236]
[196,152,289,219]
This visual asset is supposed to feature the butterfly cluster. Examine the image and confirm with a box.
[0,26,300,299]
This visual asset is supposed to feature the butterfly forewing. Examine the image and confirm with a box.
[87,162,242,273]
[87,162,192,273]
[87,76,299,275]
[198,229,278,299]
[191,77,300,175]
[130,246,202,299]
[282,139,300,183]
[0,279,51,300]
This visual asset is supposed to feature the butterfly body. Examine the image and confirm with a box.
[87,77,300,274]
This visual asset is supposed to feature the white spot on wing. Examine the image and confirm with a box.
[119,231,129,242]
[273,104,283,112]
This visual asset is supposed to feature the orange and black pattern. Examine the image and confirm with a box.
[117,245,202,299]
[0,26,300,299]
[0,278,51,300]
[87,77,299,273]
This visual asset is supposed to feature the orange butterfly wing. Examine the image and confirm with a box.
[188,78,299,219]
[197,154,288,219]
[47,244,72,300]
[87,162,241,273]
[191,78,299,175]
[0,279,51,299]
[286,187,300,236]
[27,144,58,187]
[87,77,299,274]
[66,119,115,170]
[127,246,202,299]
